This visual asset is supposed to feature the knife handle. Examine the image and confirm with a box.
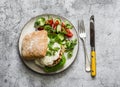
[91,51,96,77]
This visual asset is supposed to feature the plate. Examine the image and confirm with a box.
[18,14,79,74]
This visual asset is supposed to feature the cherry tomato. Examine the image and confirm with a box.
[62,22,65,28]
[65,29,73,37]
[53,24,57,30]
[48,19,53,26]
[54,20,59,26]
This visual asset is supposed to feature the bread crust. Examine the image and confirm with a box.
[21,30,48,60]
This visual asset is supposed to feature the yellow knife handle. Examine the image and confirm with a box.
[91,51,96,77]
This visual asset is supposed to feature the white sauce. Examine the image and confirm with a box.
[35,42,61,67]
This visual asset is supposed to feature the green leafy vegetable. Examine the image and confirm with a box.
[48,33,57,39]
[64,21,73,29]
[46,42,60,56]
[34,21,40,28]
[46,50,52,56]
[61,28,67,34]
[66,24,73,29]
[44,25,52,30]
[65,39,77,58]
[48,43,54,50]
[44,25,56,33]
[56,33,64,41]
[67,51,73,58]
[53,47,60,51]
[34,17,46,28]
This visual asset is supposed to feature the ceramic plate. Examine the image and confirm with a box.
[18,14,79,74]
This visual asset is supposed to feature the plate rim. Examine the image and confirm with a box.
[18,14,79,74]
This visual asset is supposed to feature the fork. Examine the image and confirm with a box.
[78,20,90,72]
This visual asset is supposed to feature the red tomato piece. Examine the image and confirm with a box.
[53,24,57,30]
[54,20,59,26]
[62,22,65,28]
[65,29,73,37]
[48,19,53,26]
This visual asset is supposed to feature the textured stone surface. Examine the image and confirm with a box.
[0,0,120,87]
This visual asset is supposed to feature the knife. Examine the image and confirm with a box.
[90,15,96,77]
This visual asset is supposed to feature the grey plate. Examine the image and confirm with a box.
[18,14,79,74]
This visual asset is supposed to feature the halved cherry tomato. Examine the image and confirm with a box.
[54,20,59,26]
[65,29,73,37]
[53,24,57,30]
[48,19,53,26]
[62,22,65,28]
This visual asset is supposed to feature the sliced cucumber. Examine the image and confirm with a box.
[56,24,61,33]
[38,17,46,26]
[64,21,70,25]
[64,21,73,29]
[34,17,46,28]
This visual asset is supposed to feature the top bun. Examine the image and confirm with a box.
[21,30,48,60]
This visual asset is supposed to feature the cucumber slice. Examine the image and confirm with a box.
[57,24,61,33]
[34,17,46,28]
[38,17,46,26]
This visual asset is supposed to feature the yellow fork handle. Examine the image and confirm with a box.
[91,51,96,77]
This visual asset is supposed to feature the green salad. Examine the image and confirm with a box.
[34,16,77,72]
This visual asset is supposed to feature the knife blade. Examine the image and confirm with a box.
[90,15,96,77]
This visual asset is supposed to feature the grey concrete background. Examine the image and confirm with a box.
[0,0,120,87]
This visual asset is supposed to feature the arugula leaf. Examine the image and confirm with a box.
[56,33,64,41]
[64,21,73,29]
[66,24,73,29]
[65,39,77,58]
[44,25,52,30]
[46,50,52,56]
[34,17,46,28]
[47,42,60,56]
[53,47,60,51]
[67,51,73,58]
[48,43,54,50]
[48,33,57,39]
[34,21,40,28]
[44,25,56,33]
[61,28,67,34]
